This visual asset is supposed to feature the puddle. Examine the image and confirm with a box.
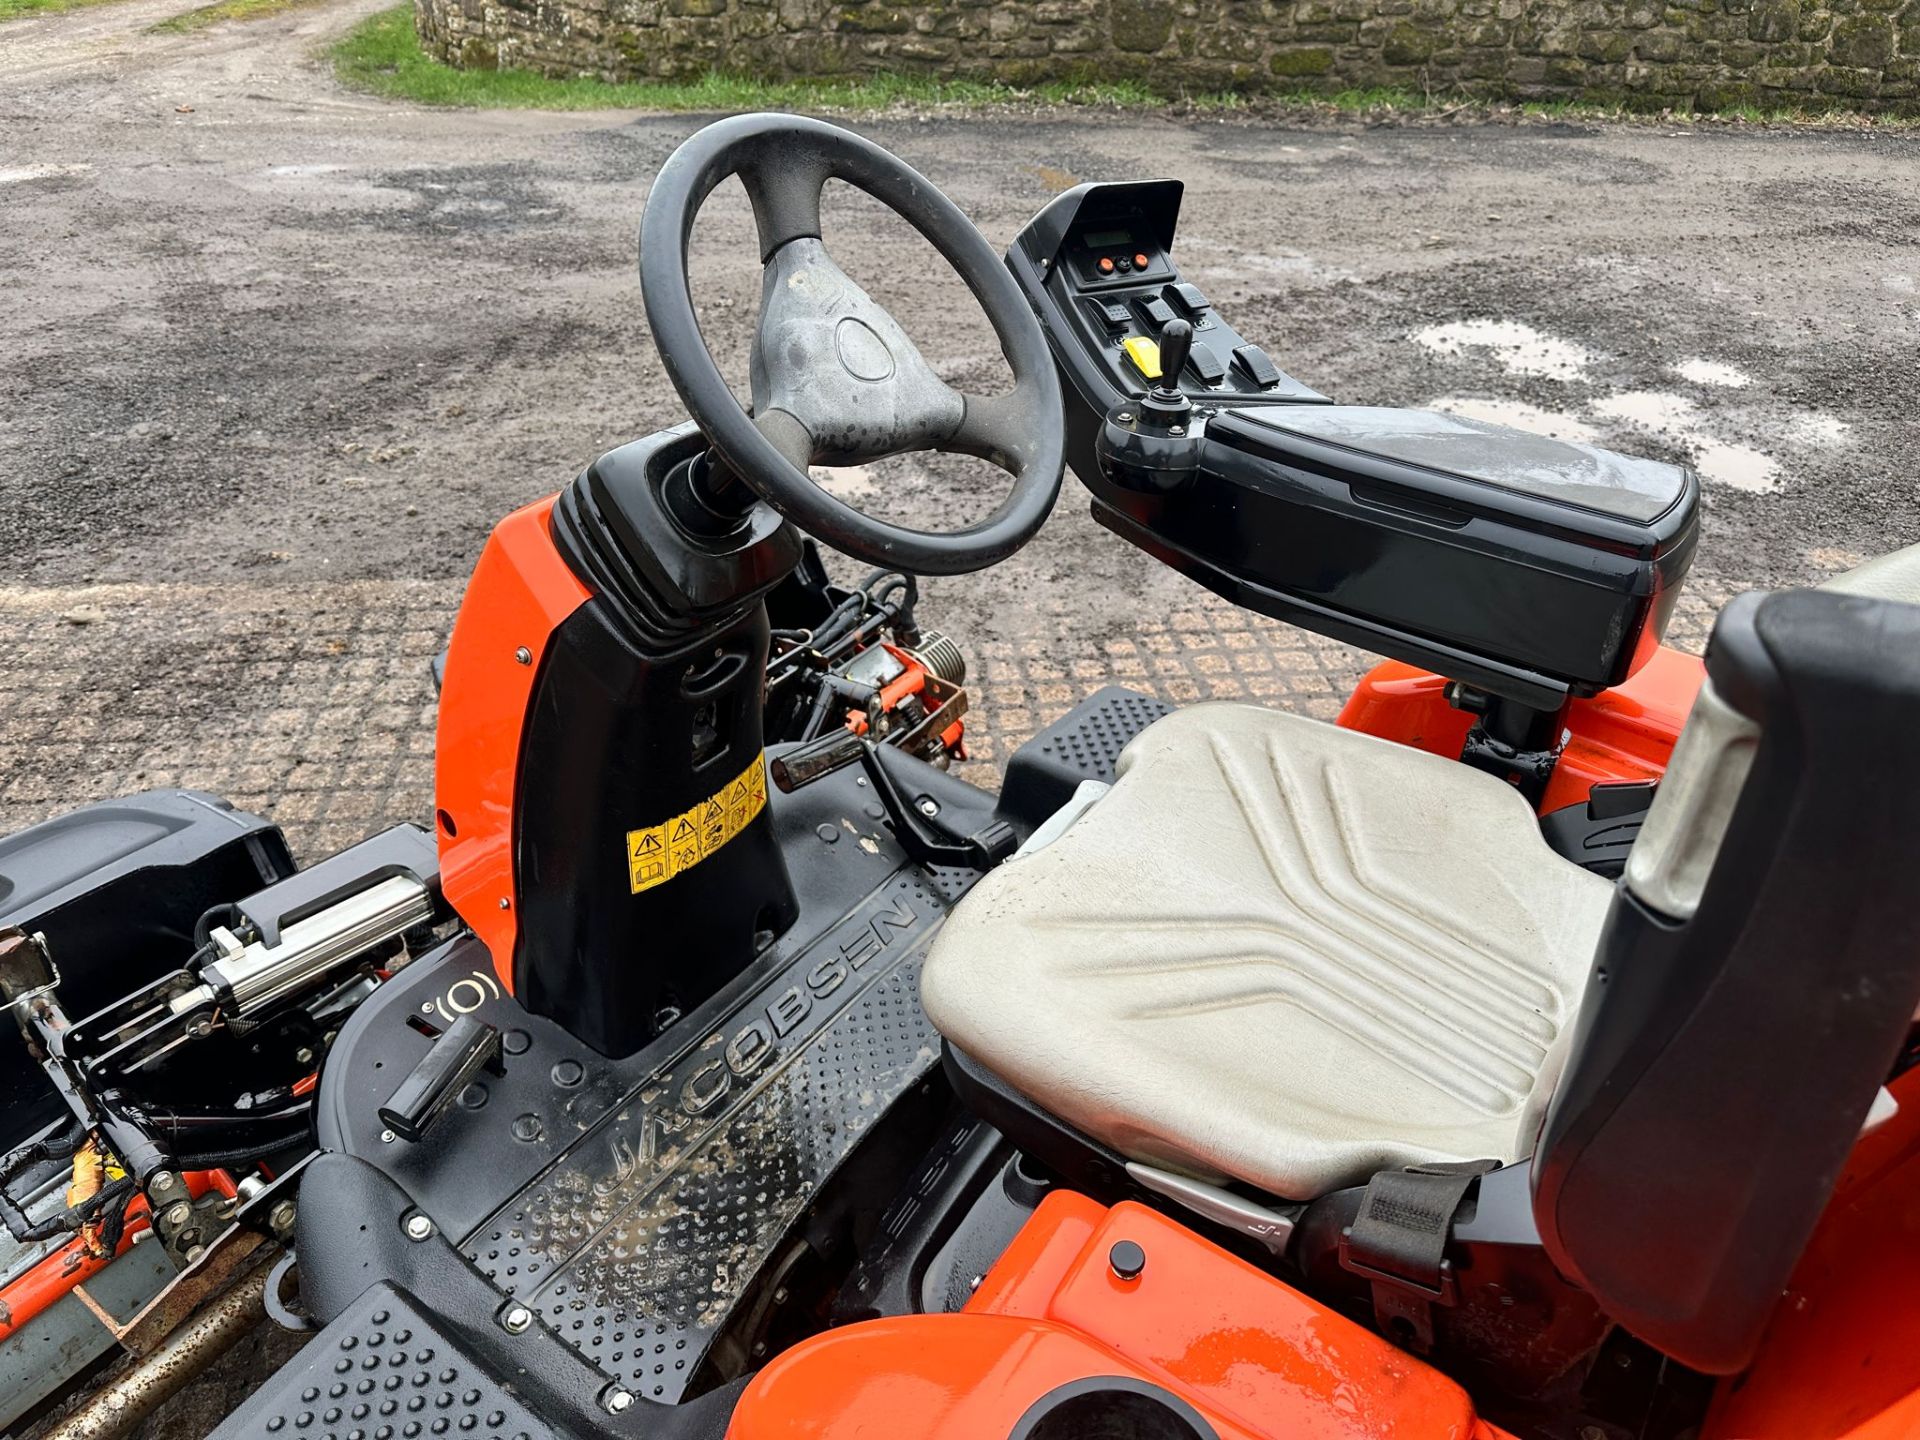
[1413,319,1592,381]
[1593,390,1699,431]
[1689,440,1780,493]
[1593,391,1778,492]
[1671,358,1752,388]
[0,163,91,185]
[1789,413,1850,447]
[1429,396,1599,443]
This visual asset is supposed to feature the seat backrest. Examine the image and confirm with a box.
[1531,571,1920,1374]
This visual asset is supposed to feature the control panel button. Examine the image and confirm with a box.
[1186,340,1228,386]
[1170,282,1210,314]
[1121,335,1163,381]
[1097,256,1115,276]
[1139,296,1177,329]
[1097,301,1131,330]
[1232,343,1283,388]
[1134,252,1151,271]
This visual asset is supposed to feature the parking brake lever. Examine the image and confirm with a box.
[770,731,1016,870]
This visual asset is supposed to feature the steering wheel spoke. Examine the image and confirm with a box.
[734,145,833,261]
[938,389,1036,475]
[640,114,1065,576]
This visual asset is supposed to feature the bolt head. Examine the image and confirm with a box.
[514,646,533,666]
[602,1387,634,1415]
[403,1212,434,1241]
[501,1304,532,1334]
[269,1201,297,1233]
[151,1172,177,1193]
[164,1201,193,1226]
[1108,1239,1147,1281]
[917,798,939,817]
[498,896,511,911]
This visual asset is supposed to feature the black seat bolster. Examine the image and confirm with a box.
[942,1042,1137,1198]
[1532,588,1920,1374]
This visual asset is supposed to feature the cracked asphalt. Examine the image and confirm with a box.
[1,0,1918,1430]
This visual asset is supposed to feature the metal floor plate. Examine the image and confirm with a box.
[472,870,953,1401]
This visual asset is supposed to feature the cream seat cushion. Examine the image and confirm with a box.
[921,703,1614,1201]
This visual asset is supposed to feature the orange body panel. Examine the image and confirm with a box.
[727,1193,1512,1440]
[1704,1063,1920,1440]
[434,496,591,991]
[1336,646,1704,813]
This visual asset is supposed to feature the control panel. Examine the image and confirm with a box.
[1011,179,1328,417]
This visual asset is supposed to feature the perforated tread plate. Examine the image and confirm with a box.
[471,870,948,1401]
[999,685,1174,831]
[216,1284,557,1440]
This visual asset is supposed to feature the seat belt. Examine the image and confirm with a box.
[1339,1159,1499,1353]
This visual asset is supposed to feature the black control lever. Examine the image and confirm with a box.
[1156,318,1194,388]
[1139,318,1194,427]
[378,1014,505,1144]
[770,732,1016,871]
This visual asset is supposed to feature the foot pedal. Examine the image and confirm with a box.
[997,686,1174,834]
[378,1015,504,1143]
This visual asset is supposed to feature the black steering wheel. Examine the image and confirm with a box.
[639,113,1066,577]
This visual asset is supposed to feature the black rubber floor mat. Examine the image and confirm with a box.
[215,1283,560,1440]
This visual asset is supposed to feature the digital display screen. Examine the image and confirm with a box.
[1082,228,1133,249]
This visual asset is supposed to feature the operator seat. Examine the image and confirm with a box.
[922,544,1920,1369]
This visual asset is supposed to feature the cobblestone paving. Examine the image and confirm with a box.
[0,568,1736,862]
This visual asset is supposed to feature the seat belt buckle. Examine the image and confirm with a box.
[1335,1239,1460,1306]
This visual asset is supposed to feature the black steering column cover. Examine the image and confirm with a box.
[639,113,1064,575]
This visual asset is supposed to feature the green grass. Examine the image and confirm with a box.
[150,0,323,32]
[327,6,1916,125]
[0,0,122,22]
[329,7,1242,112]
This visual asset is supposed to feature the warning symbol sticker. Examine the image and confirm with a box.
[625,751,770,895]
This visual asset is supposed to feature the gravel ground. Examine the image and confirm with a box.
[1,0,1918,1432]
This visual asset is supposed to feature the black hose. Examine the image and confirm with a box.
[0,1117,89,1242]
[4,1174,135,1244]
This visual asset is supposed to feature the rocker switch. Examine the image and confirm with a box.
[1138,296,1177,329]
[1186,340,1228,386]
[1097,301,1132,330]
[1232,343,1284,389]
[1170,282,1210,315]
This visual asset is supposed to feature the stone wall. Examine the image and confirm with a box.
[416,0,1920,115]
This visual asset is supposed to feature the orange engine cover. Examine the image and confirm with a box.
[1336,644,1704,815]
[726,1193,1512,1440]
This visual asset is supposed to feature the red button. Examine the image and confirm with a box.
[1135,252,1150,270]
[1097,256,1115,275]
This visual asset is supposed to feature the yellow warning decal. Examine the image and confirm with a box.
[626,752,769,895]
